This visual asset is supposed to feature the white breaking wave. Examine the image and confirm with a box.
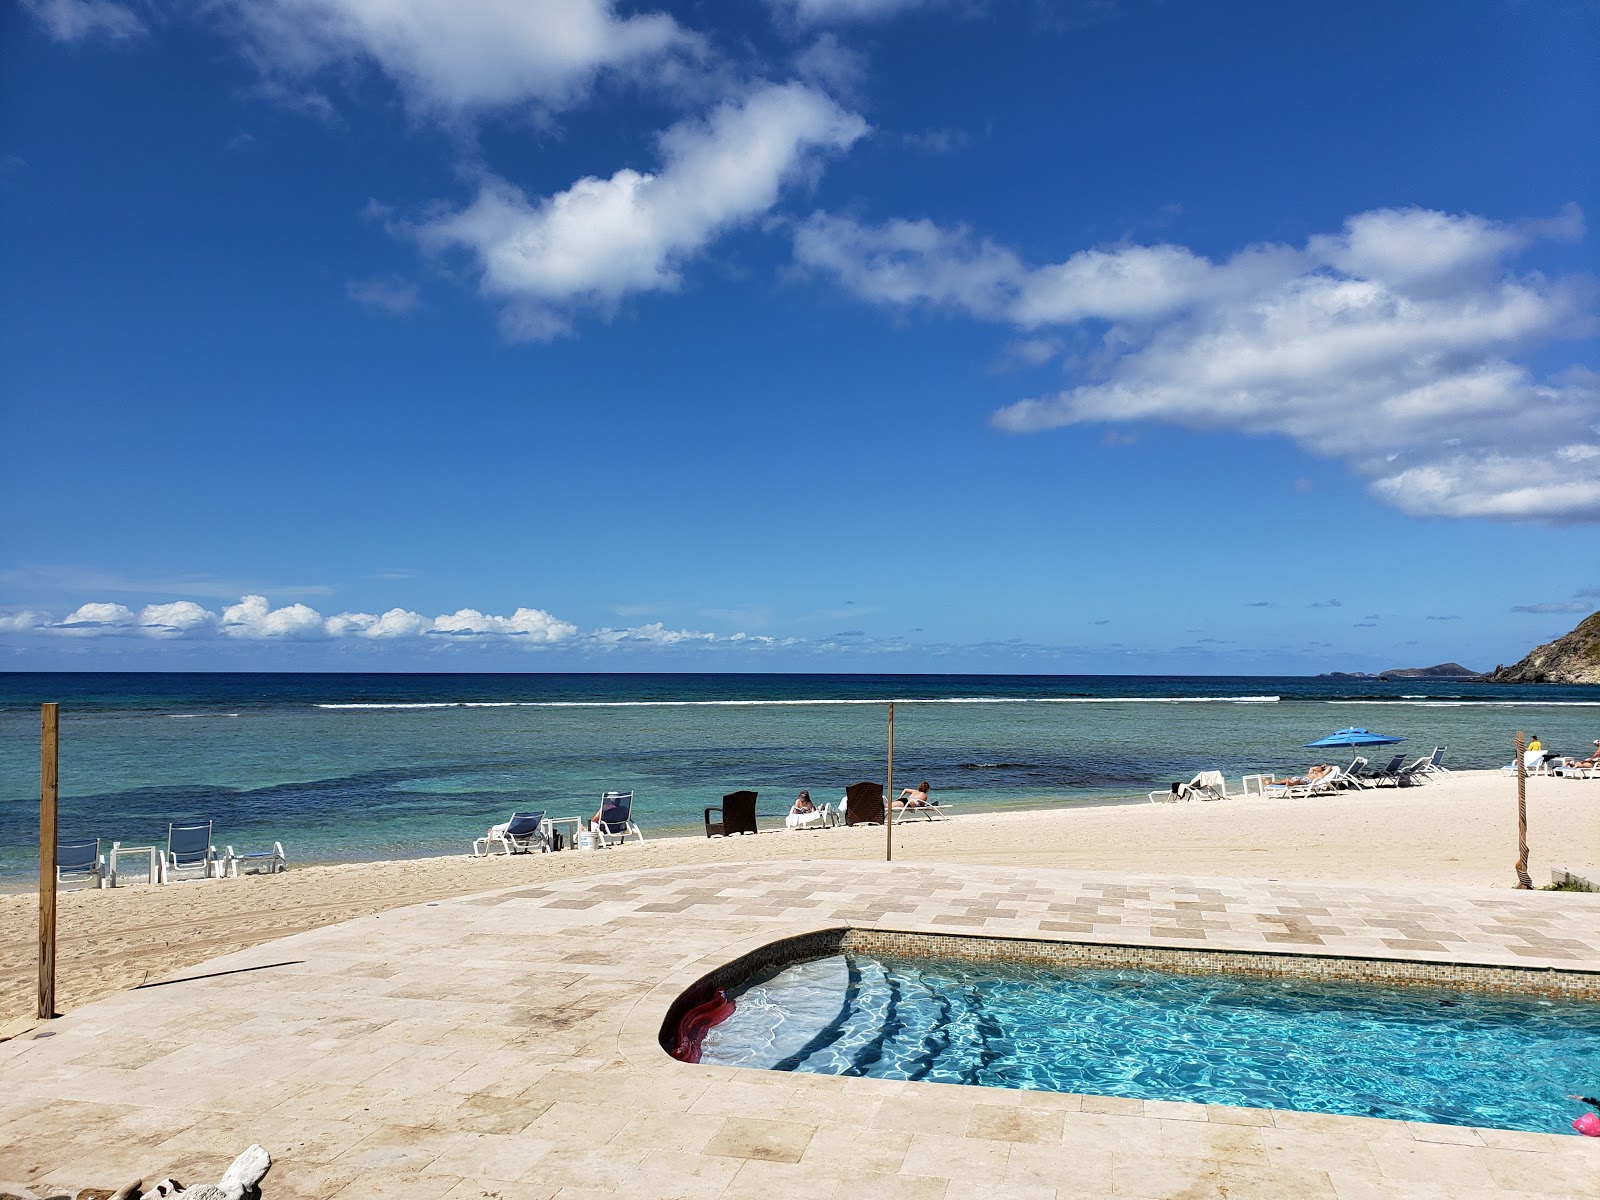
[1328,700,1600,707]
[314,695,1284,710]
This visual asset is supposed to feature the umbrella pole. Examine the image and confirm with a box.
[885,702,894,863]
[1513,731,1532,889]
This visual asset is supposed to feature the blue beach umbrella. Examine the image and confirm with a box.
[1304,727,1404,749]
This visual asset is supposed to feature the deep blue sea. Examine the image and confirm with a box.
[2,672,1597,886]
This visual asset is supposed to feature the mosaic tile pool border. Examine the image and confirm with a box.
[659,924,1600,1051]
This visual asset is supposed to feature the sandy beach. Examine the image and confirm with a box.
[2,769,1595,1036]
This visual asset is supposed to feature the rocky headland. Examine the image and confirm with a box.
[1485,610,1600,685]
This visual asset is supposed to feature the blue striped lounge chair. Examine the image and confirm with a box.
[165,820,223,881]
[56,837,107,889]
[473,811,549,857]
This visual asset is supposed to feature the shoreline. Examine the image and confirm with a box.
[0,788,1154,893]
[3,769,1595,1036]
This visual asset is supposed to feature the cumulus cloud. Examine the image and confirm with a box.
[796,205,1599,522]
[0,595,809,654]
[411,82,867,338]
[22,0,143,42]
[220,0,701,115]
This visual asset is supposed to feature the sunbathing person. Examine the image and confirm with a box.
[1270,764,1334,788]
[893,780,932,809]
[1562,740,1600,769]
[786,790,830,829]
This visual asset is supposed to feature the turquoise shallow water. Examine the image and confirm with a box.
[2,672,1597,885]
[701,953,1600,1134]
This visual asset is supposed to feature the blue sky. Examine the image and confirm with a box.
[2,0,1596,674]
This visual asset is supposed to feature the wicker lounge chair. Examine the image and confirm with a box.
[843,781,885,826]
[705,791,759,838]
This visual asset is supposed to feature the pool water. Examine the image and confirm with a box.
[697,953,1600,1133]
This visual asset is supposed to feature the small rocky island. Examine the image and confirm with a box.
[1377,662,1483,680]
[1485,610,1600,685]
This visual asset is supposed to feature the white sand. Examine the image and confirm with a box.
[2,769,1594,1034]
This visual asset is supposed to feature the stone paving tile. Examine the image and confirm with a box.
[3,861,1598,1200]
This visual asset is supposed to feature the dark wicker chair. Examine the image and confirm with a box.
[704,790,759,838]
[844,781,885,826]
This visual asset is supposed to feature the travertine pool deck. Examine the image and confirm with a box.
[2,861,1598,1199]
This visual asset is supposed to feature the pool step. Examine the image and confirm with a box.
[787,959,1008,1085]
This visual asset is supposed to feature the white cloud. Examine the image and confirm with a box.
[413,82,867,338]
[22,0,143,42]
[53,602,138,634]
[798,206,1600,522]
[139,601,216,638]
[590,621,718,647]
[429,607,577,641]
[793,34,866,97]
[793,214,1021,317]
[0,595,813,655]
[774,0,930,23]
[346,277,420,314]
[222,0,701,115]
[0,611,50,632]
[221,595,329,639]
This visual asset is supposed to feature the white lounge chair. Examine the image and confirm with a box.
[786,804,836,829]
[165,821,224,881]
[224,841,287,875]
[472,810,549,857]
[1149,770,1229,803]
[1263,766,1345,799]
[893,798,951,823]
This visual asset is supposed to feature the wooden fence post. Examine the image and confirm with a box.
[39,702,59,1019]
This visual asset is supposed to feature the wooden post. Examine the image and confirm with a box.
[885,702,894,863]
[1513,731,1532,889]
[39,702,59,1020]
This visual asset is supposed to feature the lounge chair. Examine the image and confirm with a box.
[473,811,549,857]
[1265,767,1345,799]
[843,781,885,826]
[591,791,643,847]
[1358,754,1407,786]
[785,802,836,829]
[894,796,951,823]
[1148,770,1229,803]
[1420,746,1449,776]
[224,841,288,875]
[1338,756,1370,788]
[56,837,107,889]
[165,821,224,881]
[705,791,758,838]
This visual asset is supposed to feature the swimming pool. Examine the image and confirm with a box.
[691,950,1600,1134]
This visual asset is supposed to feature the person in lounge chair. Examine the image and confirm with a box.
[1270,764,1334,788]
[893,780,932,809]
[1562,740,1600,769]
[786,790,830,829]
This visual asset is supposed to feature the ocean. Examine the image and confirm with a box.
[2,672,1597,887]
